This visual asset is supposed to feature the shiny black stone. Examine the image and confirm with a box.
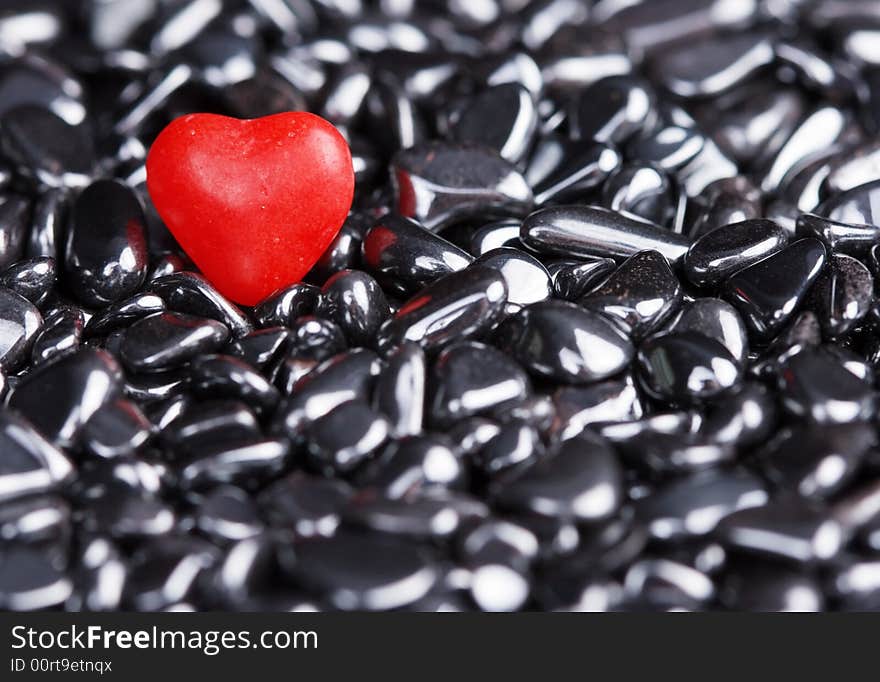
[9,348,122,447]
[361,214,473,296]
[64,180,148,307]
[391,142,533,231]
[811,254,873,338]
[446,83,538,164]
[721,239,827,341]
[80,398,153,459]
[84,293,165,338]
[190,354,280,415]
[316,270,391,347]
[472,247,551,308]
[546,257,616,301]
[530,138,621,205]
[667,298,749,363]
[376,266,507,353]
[429,341,530,426]
[684,219,788,290]
[0,105,94,188]
[150,272,252,336]
[0,410,73,503]
[570,76,655,143]
[0,195,31,271]
[521,205,689,263]
[252,282,319,328]
[493,431,623,522]
[372,341,425,438]
[358,434,464,498]
[581,250,682,338]
[0,286,41,370]
[119,312,229,373]
[637,332,741,405]
[30,305,81,366]
[0,256,55,306]
[500,300,633,384]
[307,401,390,475]
[777,348,875,424]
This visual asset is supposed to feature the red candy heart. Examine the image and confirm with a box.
[146,112,354,305]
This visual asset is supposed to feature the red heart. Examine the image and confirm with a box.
[146,112,354,305]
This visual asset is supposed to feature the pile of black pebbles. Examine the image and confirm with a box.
[2,0,880,612]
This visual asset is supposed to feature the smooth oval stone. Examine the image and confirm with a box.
[309,219,363,284]
[721,238,827,341]
[627,118,705,171]
[531,138,621,205]
[618,430,735,476]
[0,494,69,548]
[285,316,346,362]
[376,266,507,353]
[476,421,544,476]
[64,180,148,307]
[0,105,94,188]
[0,256,54,306]
[429,341,530,426]
[716,498,843,564]
[446,83,538,164]
[392,142,533,231]
[30,305,82,366]
[828,557,880,610]
[637,469,769,541]
[501,300,633,384]
[638,332,741,405]
[0,546,72,611]
[480,51,543,99]
[818,179,880,226]
[623,558,715,608]
[795,213,880,258]
[162,399,259,455]
[0,195,31,270]
[362,214,473,296]
[691,176,762,237]
[8,347,122,447]
[493,431,623,522]
[276,348,381,434]
[759,423,875,499]
[345,491,487,544]
[667,298,748,363]
[650,31,774,98]
[811,254,873,338]
[190,354,280,415]
[720,562,823,612]
[469,219,525,256]
[0,410,73,503]
[683,219,789,289]
[546,257,616,301]
[252,282,319,328]
[0,286,42,370]
[521,205,690,262]
[259,472,352,539]
[84,293,165,337]
[760,106,854,194]
[373,342,426,438]
[178,436,290,490]
[777,348,875,424]
[80,398,153,458]
[26,188,65,261]
[581,250,683,338]
[227,327,290,370]
[196,486,264,543]
[601,162,677,227]
[552,375,644,441]
[570,76,655,143]
[150,272,252,336]
[316,270,391,347]
[119,311,229,373]
[473,247,551,308]
[307,402,390,475]
[123,537,219,611]
[698,382,777,447]
[358,434,464,499]
[288,531,437,611]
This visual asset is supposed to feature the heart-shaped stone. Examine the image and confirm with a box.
[146,112,354,305]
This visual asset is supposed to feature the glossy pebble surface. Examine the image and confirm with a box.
[1,0,880,613]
